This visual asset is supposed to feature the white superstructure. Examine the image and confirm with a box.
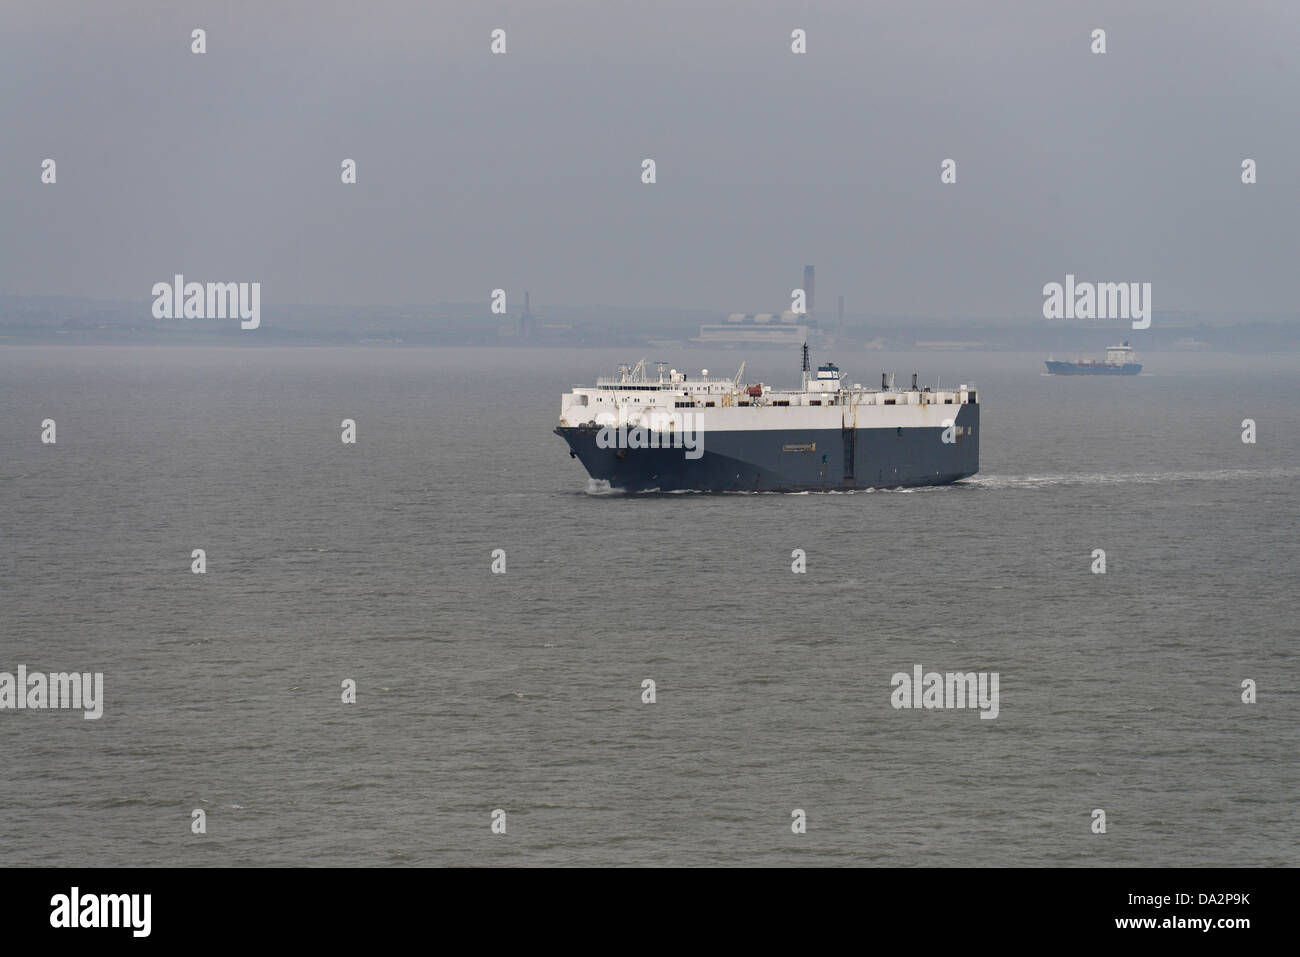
[558,358,978,433]
[1104,343,1137,365]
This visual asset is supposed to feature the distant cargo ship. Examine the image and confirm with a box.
[554,344,979,492]
[1045,342,1142,375]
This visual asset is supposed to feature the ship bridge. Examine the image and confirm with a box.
[806,362,841,393]
[1105,342,1136,363]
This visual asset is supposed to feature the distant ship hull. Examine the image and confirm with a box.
[1045,360,1141,375]
[556,406,979,492]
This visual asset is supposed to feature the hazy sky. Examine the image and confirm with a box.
[2,0,1296,317]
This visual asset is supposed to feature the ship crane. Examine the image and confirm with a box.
[732,361,746,390]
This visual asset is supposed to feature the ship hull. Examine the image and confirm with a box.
[1045,361,1141,375]
[555,405,979,492]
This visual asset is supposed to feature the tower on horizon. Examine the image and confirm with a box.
[520,290,534,337]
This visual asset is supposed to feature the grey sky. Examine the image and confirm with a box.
[2,0,1296,317]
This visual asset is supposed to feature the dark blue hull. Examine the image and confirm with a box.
[1045,361,1141,375]
[555,405,979,492]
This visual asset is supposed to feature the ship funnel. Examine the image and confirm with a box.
[881,373,888,390]
[911,373,918,390]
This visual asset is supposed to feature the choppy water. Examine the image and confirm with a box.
[1,345,1296,866]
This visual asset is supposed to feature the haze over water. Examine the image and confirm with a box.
[1,345,1295,866]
